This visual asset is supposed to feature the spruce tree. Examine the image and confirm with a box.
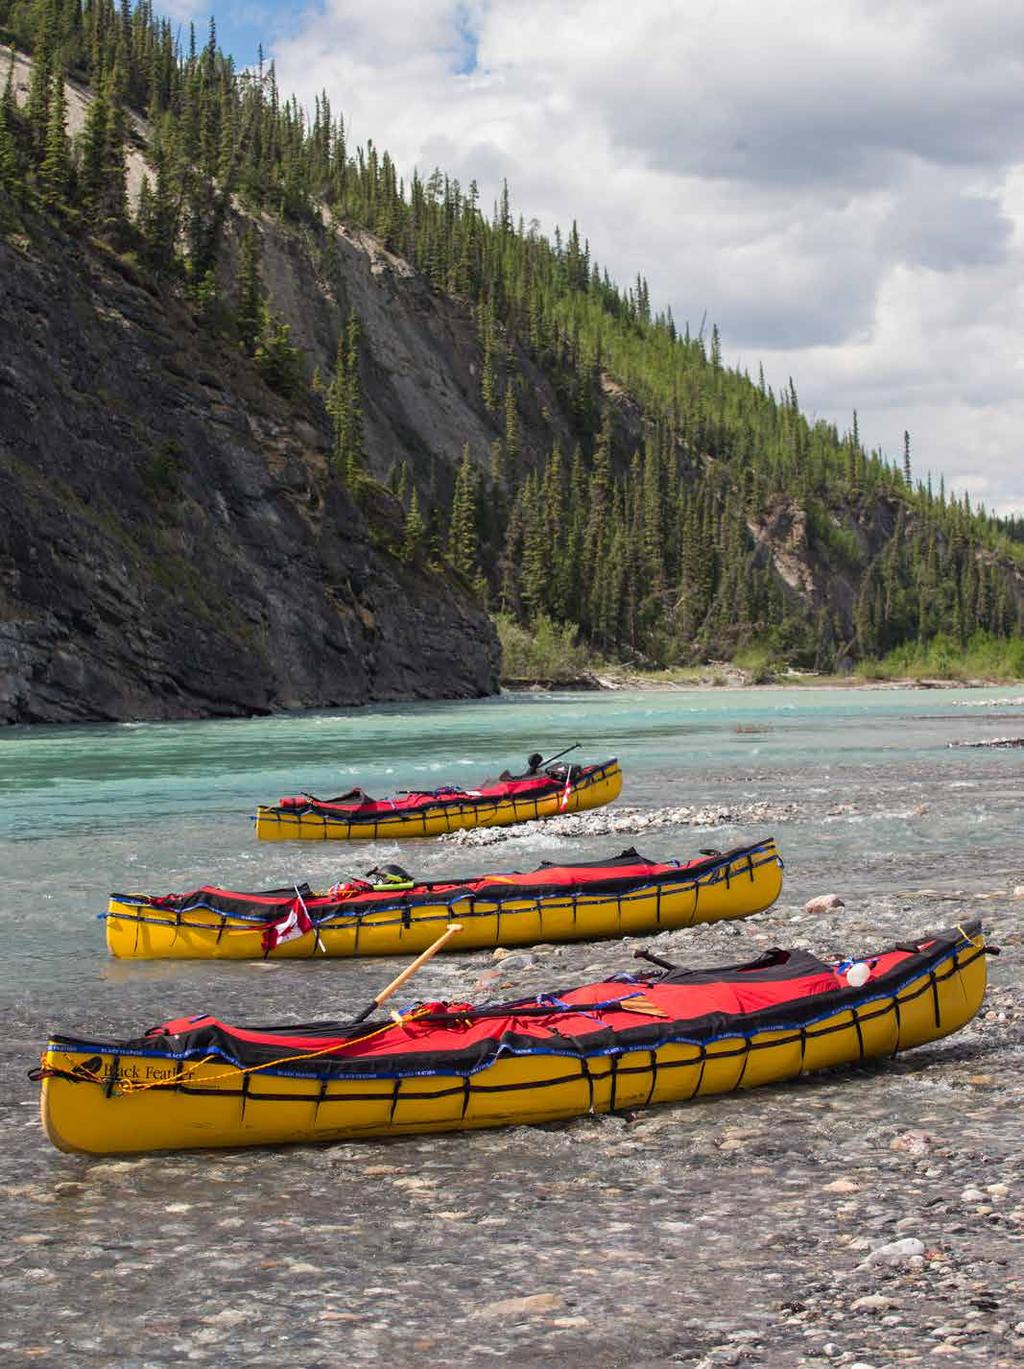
[77,77,110,217]
[342,313,364,482]
[448,446,482,587]
[38,74,69,209]
[502,382,520,485]
[480,319,497,412]
[0,97,16,198]
[101,72,128,228]
[404,488,425,562]
[325,314,365,482]
[326,337,351,479]
[235,227,264,355]
[25,0,58,154]
[254,305,303,396]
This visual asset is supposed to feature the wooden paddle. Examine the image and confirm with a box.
[348,923,464,1024]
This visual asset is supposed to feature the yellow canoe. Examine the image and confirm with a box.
[37,923,987,1155]
[104,839,784,959]
[254,758,622,841]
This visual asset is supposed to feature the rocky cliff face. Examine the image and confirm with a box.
[0,217,500,723]
[750,493,1024,663]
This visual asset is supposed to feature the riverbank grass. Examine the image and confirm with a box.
[496,617,1024,688]
[857,632,1024,683]
[494,613,601,684]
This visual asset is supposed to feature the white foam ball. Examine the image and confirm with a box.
[846,962,870,988]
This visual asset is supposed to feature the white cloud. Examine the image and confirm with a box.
[271,0,1024,512]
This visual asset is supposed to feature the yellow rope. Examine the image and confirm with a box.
[955,923,984,950]
[112,1008,432,1096]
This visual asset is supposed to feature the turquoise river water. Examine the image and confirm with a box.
[0,685,1020,1014]
[0,685,1022,1368]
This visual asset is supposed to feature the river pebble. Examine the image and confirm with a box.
[4,692,1024,1366]
[4,884,1021,1367]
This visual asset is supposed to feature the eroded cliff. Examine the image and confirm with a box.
[0,216,500,722]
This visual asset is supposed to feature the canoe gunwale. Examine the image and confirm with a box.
[39,924,987,1153]
[48,923,984,1085]
[253,758,622,840]
[106,839,782,931]
[102,840,785,959]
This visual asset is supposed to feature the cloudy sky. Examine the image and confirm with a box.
[181,1,1023,513]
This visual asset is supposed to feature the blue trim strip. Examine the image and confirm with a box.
[49,935,972,1086]
[101,842,781,928]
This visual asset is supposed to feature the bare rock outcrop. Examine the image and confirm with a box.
[0,221,498,722]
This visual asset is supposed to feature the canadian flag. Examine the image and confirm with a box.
[558,768,574,811]
[261,897,313,955]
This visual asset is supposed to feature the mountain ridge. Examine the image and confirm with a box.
[0,5,1021,723]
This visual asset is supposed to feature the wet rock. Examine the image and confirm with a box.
[860,1237,926,1267]
[471,1293,565,1319]
[891,1130,933,1156]
[490,951,535,972]
[468,968,503,993]
[804,894,846,914]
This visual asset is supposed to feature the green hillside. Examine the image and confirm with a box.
[2,0,1022,676]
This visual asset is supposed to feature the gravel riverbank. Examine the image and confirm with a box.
[2,887,1021,1368]
[2,688,1021,1367]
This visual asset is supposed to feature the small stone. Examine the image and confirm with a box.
[201,1310,247,1328]
[804,894,845,914]
[961,1187,985,1203]
[861,1236,925,1266]
[891,1130,933,1155]
[852,1294,895,1311]
[487,952,534,972]
[472,1293,564,1319]
[823,1178,860,1194]
[1012,885,1024,899]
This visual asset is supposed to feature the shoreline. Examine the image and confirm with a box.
[502,669,1024,693]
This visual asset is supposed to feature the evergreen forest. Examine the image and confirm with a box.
[2,0,1022,675]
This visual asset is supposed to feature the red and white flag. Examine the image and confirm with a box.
[261,898,313,955]
[558,768,574,811]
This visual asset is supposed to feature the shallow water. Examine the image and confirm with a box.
[0,686,1020,1007]
[1,686,1022,1366]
